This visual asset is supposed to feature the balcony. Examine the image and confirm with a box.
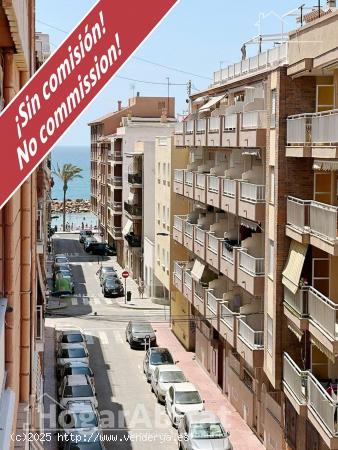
[112,151,122,163]
[124,233,141,247]
[283,287,308,331]
[195,119,207,146]
[206,176,221,208]
[194,226,207,260]
[124,202,142,219]
[286,110,338,158]
[207,117,221,147]
[222,114,238,147]
[174,122,185,147]
[206,233,222,271]
[173,169,184,195]
[173,261,185,292]
[185,120,195,146]
[128,173,142,186]
[283,353,308,415]
[183,221,195,252]
[221,178,238,215]
[206,290,221,327]
[111,201,122,214]
[219,301,240,348]
[237,249,264,296]
[236,313,264,368]
[220,241,240,282]
[194,281,207,316]
[111,226,123,240]
[240,111,267,148]
[286,196,311,244]
[173,215,186,245]
[194,173,207,204]
[213,43,288,86]
[183,170,194,199]
[110,176,122,188]
[183,269,193,304]
[238,181,265,222]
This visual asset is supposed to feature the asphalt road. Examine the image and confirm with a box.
[46,234,178,450]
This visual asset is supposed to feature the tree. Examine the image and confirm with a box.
[52,163,83,231]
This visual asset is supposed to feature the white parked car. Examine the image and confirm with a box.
[165,382,204,427]
[143,347,175,382]
[57,330,87,344]
[56,344,89,374]
[57,400,100,443]
[151,365,187,403]
[59,375,98,409]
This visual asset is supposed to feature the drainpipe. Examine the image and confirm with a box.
[20,178,32,402]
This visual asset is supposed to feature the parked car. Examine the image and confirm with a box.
[105,244,117,256]
[150,365,187,403]
[84,236,97,251]
[54,272,74,294]
[165,383,204,427]
[57,330,87,345]
[125,321,157,349]
[79,230,94,243]
[53,276,74,297]
[58,362,94,383]
[56,344,89,374]
[97,266,116,285]
[57,401,100,449]
[63,440,106,450]
[86,242,115,256]
[102,278,124,298]
[58,375,98,409]
[178,411,232,450]
[53,254,69,270]
[143,347,175,382]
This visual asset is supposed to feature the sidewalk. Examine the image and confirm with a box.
[154,326,265,450]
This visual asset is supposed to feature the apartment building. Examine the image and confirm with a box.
[0,1,50,448]
[89,95,175,279]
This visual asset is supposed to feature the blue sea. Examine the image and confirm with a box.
[51,145,90,200]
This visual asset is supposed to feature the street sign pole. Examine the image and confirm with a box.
[122,270,129,304]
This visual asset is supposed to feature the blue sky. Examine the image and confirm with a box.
[36,0,305,146]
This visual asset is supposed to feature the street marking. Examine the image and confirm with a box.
[113,330,123,344]
[103,298,111,305]
[92,298,101,305]
[71,298,78,306]
[99,331,109,345]
[82,298,89,306]
[85,333,94,344]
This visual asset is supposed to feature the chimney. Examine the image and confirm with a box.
[328,0,336,7]
[136,91,140,97]
[117,100,122,111]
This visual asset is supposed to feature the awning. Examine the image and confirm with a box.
[122,219,133,236]
[287,322,303,341]
[310,335,335,362]
[193,96,208,104]
[282,240,308,294]
[191,260,206,282]
[37,256,46,303]
[199,94,225,113]
[313,160,338,171]
[242,148,261,157]
[240,217,260,231]
[128,192,135,203]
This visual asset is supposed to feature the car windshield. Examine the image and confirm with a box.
[64,367,92,377]
[69,442,103,450]
[65,412,98,428]
[159,371,186,383]
[61,334,83,343]
[56,257,68,264]
[132,323,153,333]
[105,279,119,288]
[190,423,225,439]
[150,351,173,365]
[60,348,87,358]
[175,391,202,405]
[63,385,94,398]
[102,267,115,273]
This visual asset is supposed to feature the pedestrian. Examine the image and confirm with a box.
[81,222,84,230]
[48,242,52,255]
[138,280,145,299]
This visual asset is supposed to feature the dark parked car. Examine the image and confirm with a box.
[83,236,97,250]
[85,242,115,255]
[125,321,157,349]
[79,230,94,243]
[102,278,124,298]
[97,266,116,285]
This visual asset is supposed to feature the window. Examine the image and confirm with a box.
[157,162,161,179]
[268,240,274,279]
[271,89,276,128]
[162,205,166,225]
[161,248,165,267]
[167,163,170,180]
[267,315,273,355]
[270,167,275,204]
[163,163,166,179]
[157,244,160,262]
[167,207,170,227]
[166,251,169,270]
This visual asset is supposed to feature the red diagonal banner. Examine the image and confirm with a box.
[0,0,178,209]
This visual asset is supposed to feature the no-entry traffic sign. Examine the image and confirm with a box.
[122,270,129,279]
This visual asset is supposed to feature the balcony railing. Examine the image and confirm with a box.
[223,114,237,130]
[286,114,312,145]
[223,178,236,197]
[36,305,44,341]
[175,122,184,134]
[240,181,265,202]
[239,250,264,276]
[112,151,122,161]
[242,111,267,129]
[196,119,206,133]
[128,173,142,185]
[112,201,122,212]
[111,176,122,186]
[284,287,308,317]
[183,270,192,289]
[209,117,220,131]
[173,261,184,281]
[112,226,122,237]
[307,372,338,436]
[194,282,206,301]
[174,169,184,183]
[237,314,264,348]
[287,196,310,230]
[221,242,235,263]
[196,173,206,188]
[208,175,219,192]
[310,201,338,243]
[206,291,219,313]
[124,233,141,247]
[283,353,307,405]
[184,221,194,237]
[207,233,219,253]
[220,303,237,330]
[185,171,194,186]
[186,120,194,133]
[308,286,338,340]
[213,43,288,86]
[124,202,142,217]
[195,227,206,244]
[173,215,184,232]
[287,110,338,146]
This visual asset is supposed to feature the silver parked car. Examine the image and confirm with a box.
[150,365,187,403]
[58,374,98,409]
[177,411,232,450]
[143,347,175,382]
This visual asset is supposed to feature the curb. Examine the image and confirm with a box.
[116,302,167,311]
